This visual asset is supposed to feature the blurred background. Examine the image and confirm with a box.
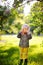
[0,0,43,35]
[0,0,43,65]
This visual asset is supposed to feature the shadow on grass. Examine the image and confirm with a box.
[0,45,43,65]
[0,47,19,65]
[29,53,43,65]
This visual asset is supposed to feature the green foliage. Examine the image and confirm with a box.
[37,0,43,1]
[13,0,23,8]
[15,22,21,31]
[26,2,43,34]
[0,6,22,34]
[13,0,43,8]
[0,5,11,34]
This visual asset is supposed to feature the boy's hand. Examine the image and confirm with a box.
[21,28,28,35]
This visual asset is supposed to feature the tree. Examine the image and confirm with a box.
[0,5,23,34]
[0,0,43,35]
[0,5,11,34]
[13,0,43,8]
[28,1,43,35]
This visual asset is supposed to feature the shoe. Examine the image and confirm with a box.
[24,59,28,65]
[18,59,23,65]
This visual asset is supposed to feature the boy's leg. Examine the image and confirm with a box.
[24,59,28,65]
[18,59,23,65]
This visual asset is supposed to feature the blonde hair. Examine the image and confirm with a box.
[21,24,31,34]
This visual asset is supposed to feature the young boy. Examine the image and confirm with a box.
[17,24,32,65]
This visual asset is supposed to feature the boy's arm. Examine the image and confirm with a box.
[17,32,21,38]
[27,33,32,39]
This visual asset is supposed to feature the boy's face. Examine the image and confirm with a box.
[22,28,28,33]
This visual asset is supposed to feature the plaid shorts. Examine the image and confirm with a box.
[19,47,28,59]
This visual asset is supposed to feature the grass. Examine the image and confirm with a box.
[0,35,43,65]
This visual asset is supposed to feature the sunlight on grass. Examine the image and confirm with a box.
[30,36,43,45]
[0,35,19,47]
[0,35,43,46]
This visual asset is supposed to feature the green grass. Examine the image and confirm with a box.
[0,35,43,65]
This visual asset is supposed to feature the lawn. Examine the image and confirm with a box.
[0,35,43,65]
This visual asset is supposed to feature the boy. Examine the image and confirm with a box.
[17,24,32,65]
